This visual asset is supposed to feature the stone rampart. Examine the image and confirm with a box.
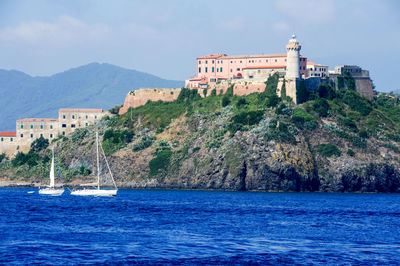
[119,88,182,115]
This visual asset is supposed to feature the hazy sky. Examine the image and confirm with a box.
[0,0,399,91]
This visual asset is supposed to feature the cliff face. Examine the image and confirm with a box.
[2,86,400,193]
[47,105,400,193]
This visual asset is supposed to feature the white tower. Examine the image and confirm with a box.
[285,34,301,79]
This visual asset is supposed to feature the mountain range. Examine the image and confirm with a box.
[0,63,183,131]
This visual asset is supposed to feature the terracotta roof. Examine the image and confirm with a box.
[59,108,104,113]
[197,54,226,59]
[18,118,58,122]
[243,65,286,70]
[0,132,16,137]
[307,61,328,67]
[222,54,287,59]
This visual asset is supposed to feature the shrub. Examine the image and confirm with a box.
[221,96,231,107]
[342,90,372,116]
[133,135,156,151]
[292,108,317,130]
[12,151,40,167]
[347,149,355,156]
[229,110,264,133]
[149,149,172,176]
[313,98,330,117]
[109,105,122,115]
[102,129,135,155]
[30,136,49,152]
[339,117,358,132]
[318,83,336,100]
[0,153,6,163]
[211,89,217,96]
[296,80,309,104]
[266,94,280,108]
[317,144,341,157]
[236,98,247,108]
[177,88,200,103]
[343,71,356,90]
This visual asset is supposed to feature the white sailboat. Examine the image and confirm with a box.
[39,148,65,196]
[71,132,118,197]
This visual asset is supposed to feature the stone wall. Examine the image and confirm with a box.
[119,88,182,114]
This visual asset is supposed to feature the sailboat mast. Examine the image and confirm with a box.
[96,132,100,190]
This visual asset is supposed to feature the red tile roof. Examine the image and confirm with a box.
[0,132,16,137]
[307,61,328,67]
[17,118,58,122]
[59,108,104,113]
[243,65,286,70]
[197,54,226,59]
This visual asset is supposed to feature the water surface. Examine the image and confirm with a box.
[1,188,399,264]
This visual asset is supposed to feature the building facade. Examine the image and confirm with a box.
[307,61,328,78]
[0,108,108,158]
[186,47,307,88]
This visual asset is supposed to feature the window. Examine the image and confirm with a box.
[212,67,214,72]
[71,124,76,128]
[40,134,43,137]
[30,134,33,138]
[275,59,277,62]
[217,68,219,72]
[50,134,53,138]
[199,67,201,73]
[240,60,242,63]
[86,115,88,119]
[30,125,33,129]
[10,138,13,142]
[249,60,251,63]
[236,68,240,71]
[40,125,43,129]
[63,115,66,119]
[199,60,201,64]
[285,59,287,62]
[1,138,3,142]
[72,115,75,119]
[205,60,208,64]
[21,125,23,129]
[50,125,53,129]
[62,131,65,136]
[266,59,268,62]
[230,61,233,63]
[205,67,208,73]
[85,123,88,126]
[95,116,97,119]
[220,67,222,72]
[20,134,23,138]
[62,124,66,128]
[230,69,232,72]
[212,60,214,64]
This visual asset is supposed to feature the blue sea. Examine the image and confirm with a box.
[0,188,399,264]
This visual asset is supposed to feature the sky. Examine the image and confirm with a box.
[0,0,399,92]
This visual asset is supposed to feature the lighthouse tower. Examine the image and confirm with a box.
[285,34,301,79]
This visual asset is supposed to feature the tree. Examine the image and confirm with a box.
[318,82,336,100]
[30,136,49,152]
[296,81,309,104]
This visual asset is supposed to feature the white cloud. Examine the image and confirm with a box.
[272,22,290,32]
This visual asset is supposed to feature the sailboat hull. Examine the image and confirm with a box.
[38,188,65,196]
[70,189,117,197]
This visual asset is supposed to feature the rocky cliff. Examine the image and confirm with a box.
[2,82,400,193]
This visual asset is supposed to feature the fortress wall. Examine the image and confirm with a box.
[355,78,374,100]
[119,88,181,115]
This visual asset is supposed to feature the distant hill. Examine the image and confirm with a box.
[0,63,183,130]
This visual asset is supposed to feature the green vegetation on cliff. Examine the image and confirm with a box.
[1,76,400,192]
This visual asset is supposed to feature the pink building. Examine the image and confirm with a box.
[186,53,307,88]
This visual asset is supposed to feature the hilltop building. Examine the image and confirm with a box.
[0,108,108,158]
[119,35,374,114]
